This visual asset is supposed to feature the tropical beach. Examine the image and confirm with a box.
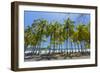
[24,49,90,61]
[24,11,90,62]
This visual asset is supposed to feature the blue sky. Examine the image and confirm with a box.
[24,11,90,27]
[24,11,90,49]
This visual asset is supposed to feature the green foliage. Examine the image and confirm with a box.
[24,18,90,50]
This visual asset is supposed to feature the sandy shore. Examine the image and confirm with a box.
[24,55,90,62]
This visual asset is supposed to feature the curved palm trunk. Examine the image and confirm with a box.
[58,44,59,53]
[34,46,37,55]
[59,44,61,53]
[80,42,83,55]
[83,41,87,55]
[75,43,77,53]
[53,32,56,54]
[32,46,35,55]
[70,41,72,54]
[73,42,75,53]
[61,44,62,53]
[66,40,68,54]
[24,45,27,58]
[49,39,51,54]
[68,29,70,54]
[24,45,27,53]
[77,43,80,53]
[35,45,37,55]
[37,44,39,55]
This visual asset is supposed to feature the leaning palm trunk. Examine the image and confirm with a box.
[80,42,83,55]
[24,45,27,53]
[34,46,37,55]
[84,42,87,54]
[77,43,80,53]
[59,44,61,53]
[49,41,51,54]
[66,40,68,54]
[84,42,88,56]
[61,44,63,53]
[73,42,77,53]
[70,41,73,54]
[32,46,35,55]
[68,39,70,54]
[37,44,40,55]
[58,44,59,53]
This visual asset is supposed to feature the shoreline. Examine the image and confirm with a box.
[24,55,90,62]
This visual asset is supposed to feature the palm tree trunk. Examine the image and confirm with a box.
[66,40,68,54]
[61,44,62,53]
[24,45,27,52]
[80,42,83,54]
[35,45,37,55]
[58,44,60,53]
[49,36,52,54]
[37,45,39,55]
[70,42,73,53]
[84,41,86,54]
[59,44,61,53]
[32,46,35,55]
[74,43,76,52]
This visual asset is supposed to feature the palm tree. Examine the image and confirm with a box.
[63,17,74,54]
[46,23,53,54]
[32,19,49,55]
[47,21,63,54]
[71,30,80,53]
[50,21,60,53]
[24,26,39,55]
[75,23,90,54]
[57,25,66,53]
[24,17,90,59]
[82,23,90,54]
[24,26,33,52]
